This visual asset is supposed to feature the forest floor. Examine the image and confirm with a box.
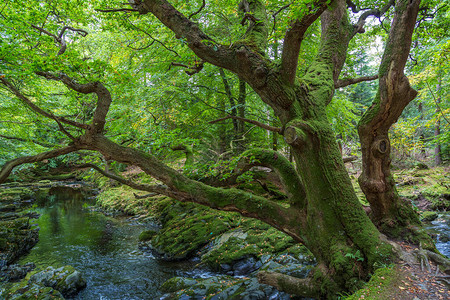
[349,241,449,299]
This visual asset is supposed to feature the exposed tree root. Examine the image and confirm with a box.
[257,270,319,298]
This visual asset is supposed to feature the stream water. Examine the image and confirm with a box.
[17,186,202,300]
[13,185,450,299]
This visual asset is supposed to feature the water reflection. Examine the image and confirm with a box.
[19,186,186,300]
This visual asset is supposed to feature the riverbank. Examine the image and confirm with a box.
[0,181,92,299]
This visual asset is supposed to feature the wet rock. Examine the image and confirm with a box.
[421,211,439,222]
[233,256,262,276]
[0,262,36,282]
[0,218,39,265]
[160,277,198,293]
[29,265,87,297]
[5,281,64,300]
[139,229,158,241]
[161,275,292,300]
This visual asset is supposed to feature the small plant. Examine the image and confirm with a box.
[345,250,364,262]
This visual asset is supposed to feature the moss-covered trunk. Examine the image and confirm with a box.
[276,108,393,296]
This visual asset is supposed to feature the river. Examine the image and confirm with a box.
[17,186,200,300]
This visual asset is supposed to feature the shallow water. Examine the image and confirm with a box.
[424,212,450,257]
[18,186,195,300]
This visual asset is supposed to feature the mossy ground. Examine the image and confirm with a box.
[348,166,450,211]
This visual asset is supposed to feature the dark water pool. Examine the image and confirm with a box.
[17,186,196,300]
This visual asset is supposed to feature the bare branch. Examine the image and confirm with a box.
[0,145,79,183]
[335,75,378,88]
[188,0,206,19]
[0,77,88,130]
[95,8,138,13]
[209,115,282,133]
[76,163,169,195]
[280,0,330,84]
[31,24,88,55]
[35,72,111,133]
[353,0,395,34]
[169,61,204,75]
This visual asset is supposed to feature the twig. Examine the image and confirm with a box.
[209,115,281,133]
[426,82,450,125]
[188,0,206,19]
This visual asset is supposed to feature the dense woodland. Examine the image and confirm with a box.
[0,0,449,298]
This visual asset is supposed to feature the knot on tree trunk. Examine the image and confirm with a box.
[371,136,390,157]
[284,126,307,149]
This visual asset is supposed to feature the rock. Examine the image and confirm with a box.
[29,265,87,297]
[233,256,262,276]
[421,211,438,222]
[139,229,158,241]
[1,262,36,282]
[0,218,39,265]
[160,277,198,293]
[5,281,64,300]
[161,275,292,300]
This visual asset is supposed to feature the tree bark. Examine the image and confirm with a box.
[357,0,433,248]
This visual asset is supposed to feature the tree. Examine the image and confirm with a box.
[0,0,443,298]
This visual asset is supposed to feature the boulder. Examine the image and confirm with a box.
[29,266,87,297]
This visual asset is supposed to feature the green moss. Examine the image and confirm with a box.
[345,265,396,300]
[139,230,157,241]
[420,211,438,222]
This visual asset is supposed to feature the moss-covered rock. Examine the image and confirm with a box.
[0,218,39,265]
[29,266,86,297]
[160,276,198,293]
[201,219,297,271]
[138,229,158,241]
[5,281,64,300]
[420,211,438,222]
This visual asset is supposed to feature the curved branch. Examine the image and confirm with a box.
[0,145,79,183]
[209,115,281,133]
[239,148,306,206]
[353,0,394,34]
[188,0,206,19]
[89,135,302,242]
[280,0,330,84]
[76,163,169,195]
[95,8,138,13]
[35,72,111,133]
[335,75,378,88]
[0,77,88,130]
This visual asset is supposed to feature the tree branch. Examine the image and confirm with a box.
[35,72,111,133]
[353,0,395,34]
[88,135,303,242]
[0,145,79,183]
[209,115,281,133]
[280,0,330,84]
[76,163,169,195]
[335,75,378,88]
[188,0,206,19]
[95,8,138,13]
[0,77,88,130]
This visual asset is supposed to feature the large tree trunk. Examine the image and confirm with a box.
[357,0,434,248]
